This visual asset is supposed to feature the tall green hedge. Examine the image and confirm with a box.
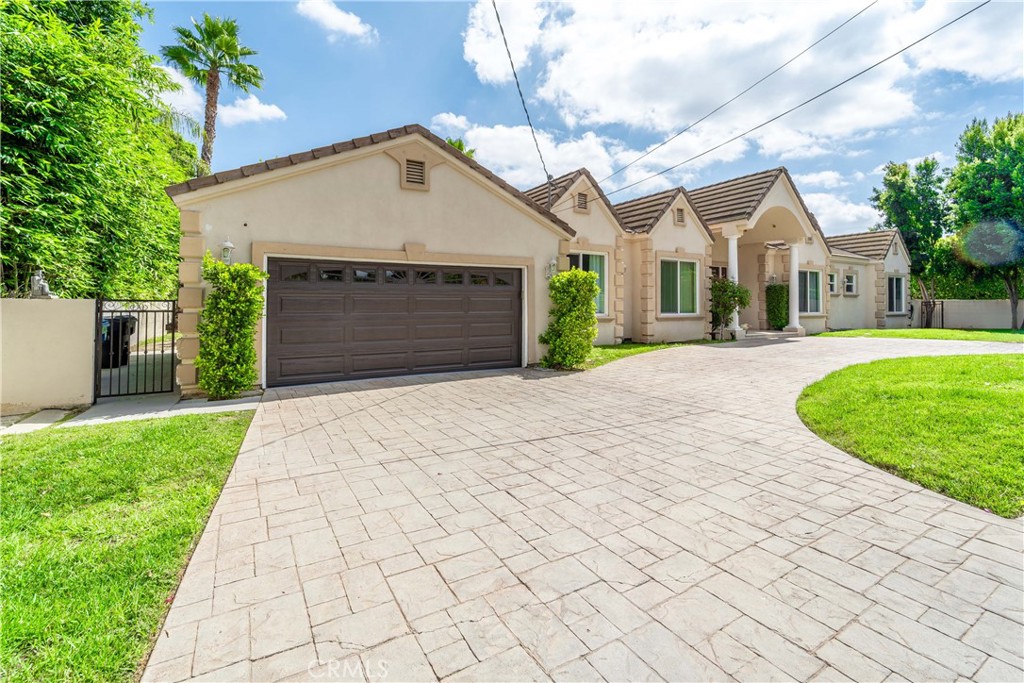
[539,269,599,369]
[765,283,788,330]
[195,253,268,399]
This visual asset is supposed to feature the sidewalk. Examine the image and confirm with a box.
[62,393,261,428]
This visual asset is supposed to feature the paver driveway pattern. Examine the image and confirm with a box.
[144,337,1023,682]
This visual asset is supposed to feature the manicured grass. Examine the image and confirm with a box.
[797,355,1024,517]
[0,411,254,683]
[585,340,713,369]
[820,328,1023,343]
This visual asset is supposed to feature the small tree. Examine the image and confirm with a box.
[764,283,789,330]
[947,114,1024,329]
[709,277,751,339]
[539,268,599,368]
[195,252,268,399]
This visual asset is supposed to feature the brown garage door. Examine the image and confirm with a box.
[266,259,522,386]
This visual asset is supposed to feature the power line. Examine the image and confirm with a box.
[491,0,553,200]
[599,0,992,201]
[601,0,879,185]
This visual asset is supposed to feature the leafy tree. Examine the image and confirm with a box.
[870,157,948,325]
[161,14,264,168]
[446,137,476,159]
[947,114,1024,329]
[709,277,751,339]
[1,0,200,298]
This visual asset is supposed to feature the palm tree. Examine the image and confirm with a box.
[446,137,476,159]
[161,14,263,168]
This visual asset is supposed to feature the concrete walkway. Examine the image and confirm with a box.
[61,393,261,428]
[144,337,1022,682]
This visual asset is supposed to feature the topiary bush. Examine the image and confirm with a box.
[765,283,789,330]
[195,252,268,399]
[539,268,599,369]
[709,276,752,339]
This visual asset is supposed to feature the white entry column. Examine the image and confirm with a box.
[726,235,743,337]
[785,241,805,335]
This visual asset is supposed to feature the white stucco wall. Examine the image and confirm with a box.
[827,259,875,330]
[1,299,95,414]
[173,138,568,382]
[881,240,913,329]
[912,299,1024,330]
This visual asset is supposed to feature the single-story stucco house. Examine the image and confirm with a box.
[166,124,911,393]
[825,230,913,330]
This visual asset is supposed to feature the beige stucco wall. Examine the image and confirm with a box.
[172,137,568,390]
[910,299,1023,330]
[625,239,642,340]
[881,240,912,329]
[644,199,712,342]
[549,177,626,346]
[1,299,95,414]
[827,258,875,330]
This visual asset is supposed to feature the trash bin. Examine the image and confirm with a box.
[100,315,137,368]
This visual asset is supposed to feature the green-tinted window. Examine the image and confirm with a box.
[661,259,698,314]
[569,253,607,315]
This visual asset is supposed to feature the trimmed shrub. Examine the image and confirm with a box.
[539,268,599,369]
[195,252,268,399]
[709,276,752,338]
[765,283,789,330]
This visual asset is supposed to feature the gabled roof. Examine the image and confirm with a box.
[688,166,828,249]
[829,246,871,260]
[611,187,714,239]
[524,168,629,234]
[165,123,575,237]
[825,230,903,260]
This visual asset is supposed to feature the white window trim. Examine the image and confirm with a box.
[568,251,608,316]
[799,269,823,314]
[827,272,838,296]
[887,275,906,314]
[659,257,701,316]
[844,273,857,296]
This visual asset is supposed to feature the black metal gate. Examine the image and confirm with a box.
[919,300,945,329]
[95,300,178,399]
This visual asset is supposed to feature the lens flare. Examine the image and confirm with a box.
[959,220,1024,267]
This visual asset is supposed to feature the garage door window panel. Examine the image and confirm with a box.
[354,268,377,284]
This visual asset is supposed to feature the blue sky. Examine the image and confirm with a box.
[142,1,1023,234]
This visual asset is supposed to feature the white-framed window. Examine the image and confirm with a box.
[799,270,821,314]
[710,265,727,279]
[827,272,837,295]
[568,252,606,315]
[660,259,699,315]
[844,273,857,295]
[887,276,905,313]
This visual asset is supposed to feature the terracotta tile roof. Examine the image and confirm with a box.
[612,187,714,240]
[165,124,575,238]
[524,168,630,234]
[825,230,899,260]
[688,168,784,224]
[688,167,829,251]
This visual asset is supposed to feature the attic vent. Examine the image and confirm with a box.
[576,192,589,210]
[405,159,426,185]
[675,208,686,225]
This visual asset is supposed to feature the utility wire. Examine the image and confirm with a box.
[601,0,879,184]
[598,0,992,200]
[491,0,553,200]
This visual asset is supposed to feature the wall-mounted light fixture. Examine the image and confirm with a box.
[220,238,236,264]
[545,256,559,280]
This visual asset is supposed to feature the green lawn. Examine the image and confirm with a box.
[820,328,1023,343]
[797,355,1024,517]
[585,340,713,369]
[0,411,254,683]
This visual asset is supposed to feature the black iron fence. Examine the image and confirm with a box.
[918,300,945,329]
[95,300,177,399]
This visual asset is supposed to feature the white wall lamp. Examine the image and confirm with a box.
[220,238,236,264]
[545,256,559,280]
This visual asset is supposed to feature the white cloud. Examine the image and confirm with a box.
[219,95,287,127]
[459,0,1020,177]
[430,112,471,136]
[793,170,847,189]
[463,1,546,84]
[906,151,949,167]
[297,0,377,43]
[803,193,881,235]
[158,66,203,117]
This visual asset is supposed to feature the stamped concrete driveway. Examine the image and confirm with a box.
[144,337,1023,683]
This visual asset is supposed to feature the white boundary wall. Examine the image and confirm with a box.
[1,299,95,414]
[913,298,1023,330]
